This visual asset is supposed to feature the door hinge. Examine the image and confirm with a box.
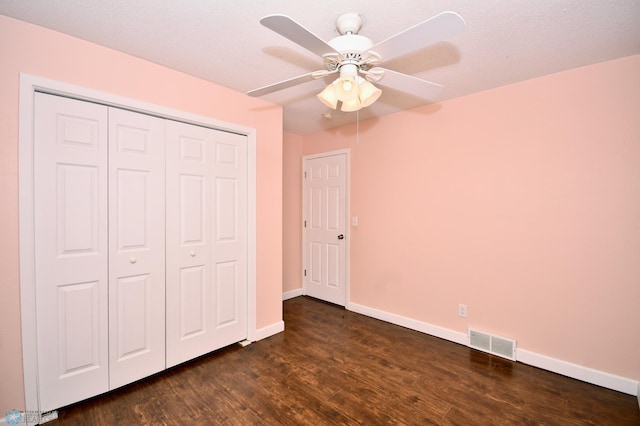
[304,269,307,277]
[304,220,307,228]
[304,171,307,179]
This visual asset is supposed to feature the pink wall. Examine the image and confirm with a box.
[283,133,304,293]
[293,55,640,381]
[0,16,283,411]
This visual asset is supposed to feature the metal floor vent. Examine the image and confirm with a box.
[468,328,516,361]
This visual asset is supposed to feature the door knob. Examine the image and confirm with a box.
[337,234,344,240]
[129,257,137,264]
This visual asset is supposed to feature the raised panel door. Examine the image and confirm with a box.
[108,107,166,389]
[211,132,247,346]
[304,153,347,306]
[34,93,109,411]
[165,121,247,367]
[165,121,213,367]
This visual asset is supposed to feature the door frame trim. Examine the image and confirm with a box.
[301,149,350,306]
[18,73,257,420]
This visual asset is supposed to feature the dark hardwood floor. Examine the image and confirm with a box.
[54,296,639,425]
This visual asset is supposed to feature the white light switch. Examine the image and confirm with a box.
[352,216,358,227]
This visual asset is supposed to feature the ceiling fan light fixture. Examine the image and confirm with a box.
[318,75,382,111]
[333,64,360,102]
[342,77,382,112]
[317,62,382,111]
[334,76,359,102]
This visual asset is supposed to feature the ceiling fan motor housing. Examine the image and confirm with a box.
[331,13,372,59]
[327,13,380,76]
[328,34,374,70]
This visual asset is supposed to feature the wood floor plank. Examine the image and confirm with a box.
[52,296,640,425]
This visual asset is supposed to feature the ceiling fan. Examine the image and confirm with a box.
[247,11,466,112]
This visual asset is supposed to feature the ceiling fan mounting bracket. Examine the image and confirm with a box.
[335,13,362,35]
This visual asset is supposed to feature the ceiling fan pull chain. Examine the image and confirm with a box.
[356,109,360,145]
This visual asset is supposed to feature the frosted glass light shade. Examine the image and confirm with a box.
[317,83,339,109]
[340,97,361,112]
[358,80,382,108]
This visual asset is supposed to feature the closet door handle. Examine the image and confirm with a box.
[129,257,137,264]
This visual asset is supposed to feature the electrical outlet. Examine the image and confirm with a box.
[458,304,467,318]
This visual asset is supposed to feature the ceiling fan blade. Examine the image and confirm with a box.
[247,71,319,97]
[260,14,338,57]
[374,68,444,100]
[370,11,466,62]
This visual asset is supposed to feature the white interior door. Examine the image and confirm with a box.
[303,152,348,306]
[34,93,109,411]
[165,120,247,367]
[108,108,166,389]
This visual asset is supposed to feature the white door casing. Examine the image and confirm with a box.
[165,120,248,367]
[303,151,349,306]
[108,108,166,389]
[34,93,110,411]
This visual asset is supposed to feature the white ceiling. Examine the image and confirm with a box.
[2,1,639,135]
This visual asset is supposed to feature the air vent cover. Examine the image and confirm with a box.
[469,328,516,361]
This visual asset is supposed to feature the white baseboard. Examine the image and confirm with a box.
[347,302,468,346]
[283,288,303,301]
[346,302,638,397]
[252,320,285,341]
[517,349,639,396]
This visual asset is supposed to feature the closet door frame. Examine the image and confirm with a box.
[18,74,257,423]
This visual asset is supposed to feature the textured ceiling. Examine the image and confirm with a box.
[2,1,639,134]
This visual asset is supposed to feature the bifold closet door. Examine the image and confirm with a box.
[34,94,167,410]
[165,120,248,367]
[108,108,166,389]
[33,92,248,410]
[34,93,109,411]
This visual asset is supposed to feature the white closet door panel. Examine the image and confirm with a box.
[34,93,109,411]
[165,121,247,367]
[179,265,207,337]
[211,132,247,346]
[165,120,214,367]
[180,174,207,244]
[108,108,166,389]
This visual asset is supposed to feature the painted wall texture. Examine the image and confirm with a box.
[0,16,283,411]
[283,133,304,294]
[292,54,640,383]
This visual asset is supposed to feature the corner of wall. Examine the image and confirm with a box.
[253,321,285,342]
[283,289,304,301]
